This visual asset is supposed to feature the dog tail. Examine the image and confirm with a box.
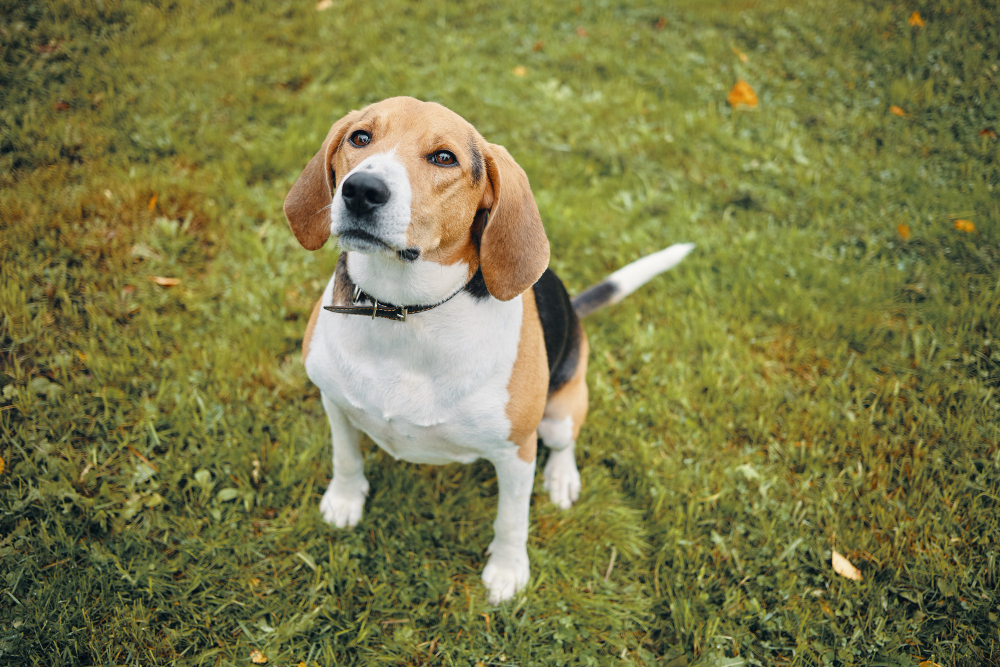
[571,243,695,318]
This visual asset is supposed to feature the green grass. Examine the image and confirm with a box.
[2,0,999,664]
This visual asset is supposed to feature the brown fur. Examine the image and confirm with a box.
[542,330,590,439]
[284,111,362,250]
[506,288,549,462]
[302,298,323,363]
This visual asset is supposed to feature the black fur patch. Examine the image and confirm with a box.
[332,252,355,305]
[469,135,484,186]
[570,280,619,318]
[533,269,582,393]
[463,267,490,299]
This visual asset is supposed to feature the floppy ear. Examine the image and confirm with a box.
[478,143,550,301]
[284,111,361,250]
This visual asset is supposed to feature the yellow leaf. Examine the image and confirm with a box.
[954,219,975,233]
[147,192,158,212]
[918,661,942,667]
[0,455,5,476]
[250,649,268,664]
[727,80,758,109]
[832,550,862,581]
[512,66,526,77]
[732,46,748,63]
[909,11,924,27]
[889,105,906,117]
[897,223,911,240]
[316,0,333,10]
[149,276,181,286]
[297,663,308,667]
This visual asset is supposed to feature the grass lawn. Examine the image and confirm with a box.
[2,0,999,664]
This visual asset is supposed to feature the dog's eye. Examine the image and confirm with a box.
[350,130,372,147]
[429,150,457,166]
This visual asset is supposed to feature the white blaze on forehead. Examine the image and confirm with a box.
[330,150,413,245]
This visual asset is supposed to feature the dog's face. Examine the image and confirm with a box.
[284,97,549,301]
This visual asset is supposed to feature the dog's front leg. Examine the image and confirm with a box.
[482,442,536,604]
[319,393,369,528]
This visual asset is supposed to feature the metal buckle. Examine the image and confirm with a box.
[353,285,362,303]
[371,299,378,319]
[398,307,407,322]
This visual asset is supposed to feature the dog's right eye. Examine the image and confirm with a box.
[349,130,372,147]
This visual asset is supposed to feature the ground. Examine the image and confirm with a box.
[1,0,998,665]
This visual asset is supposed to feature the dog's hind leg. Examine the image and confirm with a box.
[319,393,369,528]
[538,331,589,509]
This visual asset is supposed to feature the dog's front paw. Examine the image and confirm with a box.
[482,549,530,605]
[543,448,581,510]
[319,479,369,528]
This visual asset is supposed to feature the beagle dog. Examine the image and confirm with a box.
[285,97,692,604]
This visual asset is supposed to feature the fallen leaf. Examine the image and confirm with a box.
[250,649,268,664]
[908,11,924,27]
[148,193,158,211]
[532,40,544,51]
[315,0,333,9]
[897,223,911,240]
[297,663,307,667]
[889,105,906,117]
[53,101,70,111]
[832,550,862,581]
[654,16,666,30]
[575,26,588,37]
[727,80,758,109]
[918,661,942,667]
[149,276,181,286]
[512,66,526,77]
[954,219,975,233]
[732,46,748,63]
[980,128,997,139]
[0,455,5,476]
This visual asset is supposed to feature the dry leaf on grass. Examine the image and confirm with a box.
[0,455,5,476]
[250,649,268,664]
[832,550,862,581]
[909,11,924,27]
[889,105,906,117]
[512,66,526,77]
[732,46,748,63]
[980,128,998,139]
[918,661,942,667]
[147,193,158,211]
[727,80,758,109]
[954,219,975,233]
[150,276,181,286]
[316,0,333,10]
[897,223,911,240]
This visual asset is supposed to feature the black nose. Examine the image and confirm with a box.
[341,172,390,215]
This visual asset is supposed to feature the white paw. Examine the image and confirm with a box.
[543,448,581,510]
[319,479,369,528]
[482,550,530,604]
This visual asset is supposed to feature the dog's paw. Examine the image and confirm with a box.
[543,448,581,510]
[482,550,529,605]
[319,479,369,528]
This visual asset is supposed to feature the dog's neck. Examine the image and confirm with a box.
[345,251,472,306]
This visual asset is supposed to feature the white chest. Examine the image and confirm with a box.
[305,277,523,465]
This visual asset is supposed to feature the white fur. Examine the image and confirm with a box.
[330,151,413,252]
[538,416,580,509]
[606,242,695,304]
[347,254,469,305]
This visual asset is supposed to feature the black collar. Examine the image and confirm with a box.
[323,281,470,322]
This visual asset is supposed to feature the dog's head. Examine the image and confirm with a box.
[284,97,549,301]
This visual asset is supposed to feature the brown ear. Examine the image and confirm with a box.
[479,144,550,301]
[284,111,361,250]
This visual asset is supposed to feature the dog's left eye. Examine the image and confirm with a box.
[429,150,458,166]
